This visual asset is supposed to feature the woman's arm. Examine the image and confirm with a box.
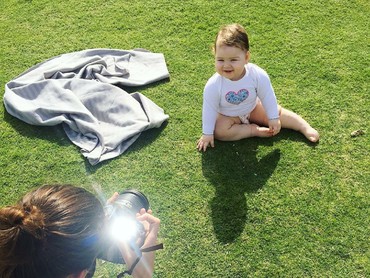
[119,209,160,278]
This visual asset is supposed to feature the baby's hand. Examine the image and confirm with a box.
[197,134,214,152]
[268,119,281,136]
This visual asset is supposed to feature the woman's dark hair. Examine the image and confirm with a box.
[0,184,105,278]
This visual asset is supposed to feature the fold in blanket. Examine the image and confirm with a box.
[3,49,170,165]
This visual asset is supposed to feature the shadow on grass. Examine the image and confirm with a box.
[3,106,168,172]
[85,121,168,173]
[202,129,319,243]
[202,138,281,244]
[3,108,71,146]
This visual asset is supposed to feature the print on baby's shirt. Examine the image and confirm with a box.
[225,89,249,105]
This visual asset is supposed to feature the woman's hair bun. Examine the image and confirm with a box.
[22,204,46,237]
[0,204,46,264]
[2,204,45,233]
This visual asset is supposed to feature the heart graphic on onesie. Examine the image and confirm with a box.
[225,89,249,105]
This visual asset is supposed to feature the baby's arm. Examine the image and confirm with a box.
[198,78,220,151]
[199,99,217,152]
[268,118,281,136]
[255,65,280,136]
[257,83,279,119]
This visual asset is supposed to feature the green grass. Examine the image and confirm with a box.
[1,0,369,277]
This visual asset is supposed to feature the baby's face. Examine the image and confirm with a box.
[214,44,249,81]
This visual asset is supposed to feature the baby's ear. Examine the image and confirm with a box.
[245,51,251,61]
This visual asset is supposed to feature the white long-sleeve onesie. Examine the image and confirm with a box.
[202,63,279,135]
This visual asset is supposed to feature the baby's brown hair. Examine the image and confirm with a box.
[214,23,250,53]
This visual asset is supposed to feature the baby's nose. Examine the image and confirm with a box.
[223,61,231,67]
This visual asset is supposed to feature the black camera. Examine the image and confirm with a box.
[98,189,149,264]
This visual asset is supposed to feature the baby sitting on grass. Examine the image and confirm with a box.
[197,23,319,152]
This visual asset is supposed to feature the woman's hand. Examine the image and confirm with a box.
[112,201,160,278]
[107,193,160,249]
[125,209,160,278]
[107,192,119,204]
[136,209,160,249]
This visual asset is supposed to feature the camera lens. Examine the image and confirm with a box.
[115,190,149,215]
[98,189,149,264]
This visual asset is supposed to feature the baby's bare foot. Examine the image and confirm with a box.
[252,124,273,137]
[303,127,319,142]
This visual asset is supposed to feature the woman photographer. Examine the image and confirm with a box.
[0,184,160,278]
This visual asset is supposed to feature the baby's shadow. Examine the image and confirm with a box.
[201,139,281,243]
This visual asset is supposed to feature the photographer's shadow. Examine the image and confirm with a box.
[201,139,280,244]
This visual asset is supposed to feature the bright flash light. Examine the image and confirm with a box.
[110,216,138,242]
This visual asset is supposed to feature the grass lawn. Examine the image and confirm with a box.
[0,0,369,277]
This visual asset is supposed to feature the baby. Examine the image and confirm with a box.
[197,23,319,151]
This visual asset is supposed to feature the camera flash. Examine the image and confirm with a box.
[110,216,138,242]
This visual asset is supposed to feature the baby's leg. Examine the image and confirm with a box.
[280,108,319,142]
[249,102,319,142]
[214,114,272,141]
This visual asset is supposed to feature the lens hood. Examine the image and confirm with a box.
[117,189,149,213]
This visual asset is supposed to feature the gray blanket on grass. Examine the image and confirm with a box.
[3,49,170,165]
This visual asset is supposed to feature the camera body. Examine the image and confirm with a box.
[99,189,149,264]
